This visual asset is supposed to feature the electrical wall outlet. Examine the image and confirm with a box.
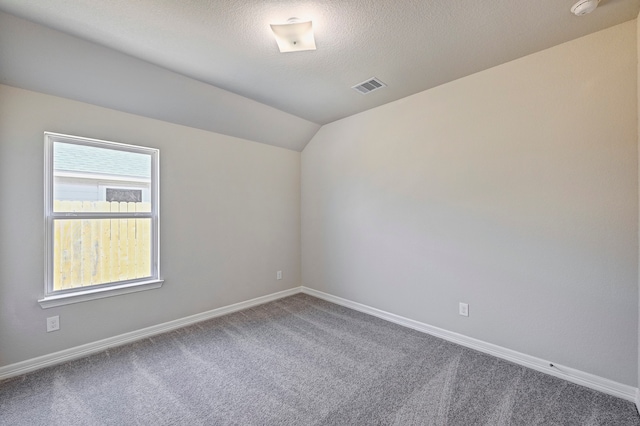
[277,270,283,280]
[459,303,469,317]
[47,315,60,332]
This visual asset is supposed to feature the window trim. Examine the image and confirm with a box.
[39,132,162,309]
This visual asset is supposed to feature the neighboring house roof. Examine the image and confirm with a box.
[54,142,151,179]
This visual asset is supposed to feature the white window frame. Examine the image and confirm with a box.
[39,132,162,308]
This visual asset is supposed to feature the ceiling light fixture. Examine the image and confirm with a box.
[571,0,600,16]
[270,18,316,53]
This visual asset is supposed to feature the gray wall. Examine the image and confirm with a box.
[0,84,301,366]
[301,21,638,386]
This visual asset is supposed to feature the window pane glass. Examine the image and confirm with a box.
[53,142,151,212]
[53,218,152,291]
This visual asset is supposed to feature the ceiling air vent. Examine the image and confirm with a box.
[352,77,387,95]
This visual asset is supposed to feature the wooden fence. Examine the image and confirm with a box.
[53,200,151,291]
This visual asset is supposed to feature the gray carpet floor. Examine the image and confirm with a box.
[1,293,639,425]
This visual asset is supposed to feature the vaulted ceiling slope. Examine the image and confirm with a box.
[0,12,320,151]
[1,1,638,151]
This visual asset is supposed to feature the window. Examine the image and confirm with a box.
[40,132,162,308]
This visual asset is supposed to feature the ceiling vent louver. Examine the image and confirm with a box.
[352,77,387,95]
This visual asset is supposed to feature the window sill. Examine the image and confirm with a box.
[38,279,164,309]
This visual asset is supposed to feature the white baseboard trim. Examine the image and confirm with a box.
[0,287,302,381]
[3,285,637,404]
[301,286,638,403]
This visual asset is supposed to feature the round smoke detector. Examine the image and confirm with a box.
[571,0,600,16]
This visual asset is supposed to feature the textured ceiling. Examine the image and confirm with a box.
[0,0,638,147]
